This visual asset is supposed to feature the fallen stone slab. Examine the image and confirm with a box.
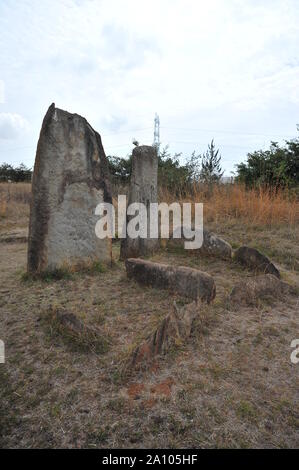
[49,308,109,353]
[229,274,293,307]
[125,258,216,303]
[0,228,28,244]
[169,227,232,260]
[233,246,280,278]
[129,301,199,370]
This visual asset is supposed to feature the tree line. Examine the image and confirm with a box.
[0,163,32,182]
[108,138,298,192]
[1,137,298,191]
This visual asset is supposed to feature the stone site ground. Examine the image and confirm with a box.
[0,183,298,449]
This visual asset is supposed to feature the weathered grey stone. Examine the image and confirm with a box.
[233,246,280,278]
[168,227,232,260]
[229,274,293,307]
[120,145,159,260]
[129,301,199,370]
[201,229,232,259]
[28,103,112,273]
[125,258,216,303]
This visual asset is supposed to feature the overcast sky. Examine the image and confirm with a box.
[0,0,298,174]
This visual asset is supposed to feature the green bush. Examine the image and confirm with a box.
[107,155,131,184]
[0,163,32,182]
[235,139,299,190]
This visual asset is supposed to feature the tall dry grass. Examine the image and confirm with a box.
[159,183,298,228]
[0,182,31,228]
[0,181,298,230]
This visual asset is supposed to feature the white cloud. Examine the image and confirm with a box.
[0,0,298,171]
[0,113,29,139]
[0,80,4,103]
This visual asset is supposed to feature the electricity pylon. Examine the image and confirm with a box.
[153,113,160,155]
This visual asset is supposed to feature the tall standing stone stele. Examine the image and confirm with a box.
[120,145,159,259]
[28,103,112,273]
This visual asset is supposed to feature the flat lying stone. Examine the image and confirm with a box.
[0,228,28,244]
[169,227,232,260]
[50,308,109,352]
[233,246,280,278]
[125,258,216,303]
[129,301,199,370]
[229,274,293,307]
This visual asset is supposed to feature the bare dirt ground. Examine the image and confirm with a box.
[0,221,298,448]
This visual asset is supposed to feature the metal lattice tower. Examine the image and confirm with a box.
[153,113,160,155]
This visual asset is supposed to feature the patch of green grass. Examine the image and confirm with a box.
[206,362,230,380]
[21,260,108,283]
[236,400,258,422]
[0,368,20,446]
[41,311,111,354]
[107,397,126,413]
[163,242,186,256]
[252,331,263,346]
[52,366,66,377]
[168,415,193,437]
[66,388,79,405]
[263,325,280,337]
[21,267,73,283]
[231,241,239,250]
[86,428,109,446]
[49,403,62,418]
[82,261,107,274]
[110,367,124,385]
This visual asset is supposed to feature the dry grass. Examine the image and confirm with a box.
[0,240,298,448]
[0,180,298,448]
[0,182,31,205]
[0,182,31,231]
[160,183,298,228]
[1,181,297,231]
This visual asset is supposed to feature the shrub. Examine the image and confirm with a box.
[0,163,32,182]
[235,139,299,190]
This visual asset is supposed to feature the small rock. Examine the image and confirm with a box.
[200,229,232,260]
[229,274,292,307]
[233,246,280,278]
[169,227,232,260]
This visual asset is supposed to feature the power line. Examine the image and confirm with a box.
[102,127,152,137]
[1,125,296,155]
[161,126,295,139]
[170,140,254,149]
